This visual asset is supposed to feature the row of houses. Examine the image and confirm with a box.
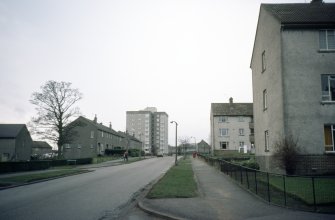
[0,115,143,161]
[211,0,335,175]
[62,115,142,159]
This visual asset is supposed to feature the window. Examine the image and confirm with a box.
[321,75,335,102]
[90,131,94,138]
[64,144,71,149]
[265,130,269,152]
[219,116,228,123]
[238,116,244,122]
[101,131,104,138]
[263,89,268,110]
[220,141,229,149]
[239,129,244,136]
[239,142,244,147]
[219,128,228,136]
[324,125,335,152]
[262,50,266,72]
[319,30,335,50]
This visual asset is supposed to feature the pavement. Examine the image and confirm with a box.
[137,158,335,220]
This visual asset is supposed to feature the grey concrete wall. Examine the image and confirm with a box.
[251,8,285,160]
[0,139,15,161]
[15,127,33,161]
[282,29,335,154]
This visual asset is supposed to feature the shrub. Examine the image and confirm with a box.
[273,135,300,175]
[242,160,260,170]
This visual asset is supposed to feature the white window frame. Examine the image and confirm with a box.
[324,125,335,152]
[321,74,335,102]
[239,128,244,136]
[218,116,228,123]
[220,141,229,149]
[265,130,269,152]
[90,131,94,138]
[219,128,228,136]
[319,29,335,51]
[263,89,268,111]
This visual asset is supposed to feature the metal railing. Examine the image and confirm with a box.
[199,154,335,213]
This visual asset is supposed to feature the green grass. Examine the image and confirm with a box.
[147,158,197,199]
[0,169,89,185]
[258,174,335,205]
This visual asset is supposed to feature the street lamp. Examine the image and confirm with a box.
[170,121,178,166]
[191,136,197,152]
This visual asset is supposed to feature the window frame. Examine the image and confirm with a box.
[319,29,335,51]
[239,128,244,136]
[219,128,229,136]
[262,50,266,73]
[263,89,268,111]
[220,141,229,149]
[324,125,335,152]
[321,74,335,102]
[265,130,269,152]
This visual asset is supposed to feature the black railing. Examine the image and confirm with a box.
[199,154,335,213]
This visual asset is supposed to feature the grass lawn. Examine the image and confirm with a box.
[258,174,335,205]
[147,158,197,199]
[0,169,90,186]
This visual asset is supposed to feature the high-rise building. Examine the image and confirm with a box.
[126,107,168,155]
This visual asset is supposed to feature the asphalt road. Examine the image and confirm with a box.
[0,157,175,220]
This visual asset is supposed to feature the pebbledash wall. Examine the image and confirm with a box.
[250,3,335,175]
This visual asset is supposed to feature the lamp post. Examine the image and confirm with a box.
[191,136,197,152]
[170,121,178,166]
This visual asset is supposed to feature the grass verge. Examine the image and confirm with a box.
[147,158,197,199]
[0,169,90,186]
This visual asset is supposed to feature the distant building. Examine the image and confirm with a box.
[0,124,33,161]
[197,140,211,154]
[62,116,142,159]
[210,98,254,155]
[32,141,52,156]
[126,107,168,155]
[250,1,335,174]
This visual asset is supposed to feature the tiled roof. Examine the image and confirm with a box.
[76,116,121,136]
[211,103,253,116]
[262,3,335,24]
[0,124,25,138]
[33,141,52,149]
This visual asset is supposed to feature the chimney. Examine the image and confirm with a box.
[109,122,112,129]
[229,97,233,104]
[93,114,97,123]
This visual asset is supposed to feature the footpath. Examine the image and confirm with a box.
[138,158,335,220]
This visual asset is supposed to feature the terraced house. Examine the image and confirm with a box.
[62,116,142,159]
[250,0,335,174]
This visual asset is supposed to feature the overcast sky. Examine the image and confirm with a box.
[1,0,334,146]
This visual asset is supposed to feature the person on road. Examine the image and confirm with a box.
[124,150,128,162]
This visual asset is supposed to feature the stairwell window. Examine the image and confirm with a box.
[321,75,335,102]
[319,30,335,51]
[262,50,266,72]
[263,89,268,111]
[219,128,228,136]
[265,130,269,152]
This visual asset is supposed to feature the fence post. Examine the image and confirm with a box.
[240,166,243,184]
[255,170,258,195]
[266,173,271,202]
[283,175,287,206]
[312,177,317,212]
[246,169,250,189]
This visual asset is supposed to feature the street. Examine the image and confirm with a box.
[0,157,175,220]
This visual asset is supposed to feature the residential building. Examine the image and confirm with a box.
[32,141,52,157]
[250,1,335,174]
[126,107,168,155]
[210,98,254,156]
[0,124,33,161]
[197,140,211,154]
[62,116,142,159]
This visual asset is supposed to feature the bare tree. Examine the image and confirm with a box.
[178,136,190,159]
[29,80,83,157]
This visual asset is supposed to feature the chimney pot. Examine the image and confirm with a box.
[229,97,233,104]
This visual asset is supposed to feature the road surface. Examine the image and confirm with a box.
[0,157,175,220]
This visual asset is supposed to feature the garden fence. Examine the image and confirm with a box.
[199,154,335,213]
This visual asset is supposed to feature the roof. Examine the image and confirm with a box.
[262,3,335,25]
[33,141,52,149]
[211,103,253,116]
[0,124,26,138]
[75,116,122,137]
